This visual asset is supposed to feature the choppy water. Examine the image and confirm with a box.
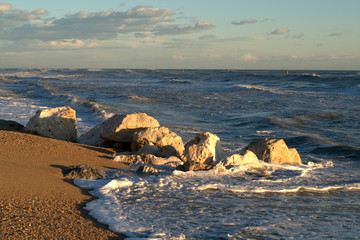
[1,69,360,239]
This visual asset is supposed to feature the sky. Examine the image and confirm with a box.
[0,0,359,69]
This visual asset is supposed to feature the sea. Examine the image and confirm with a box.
[1,69,359,239]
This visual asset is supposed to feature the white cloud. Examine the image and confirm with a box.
[33,39,96,49]
[231,19,257,25]
[240,53,258,62]
[0,2,11,12]
[270,28,290,35]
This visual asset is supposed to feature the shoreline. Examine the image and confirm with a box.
[0,129,128,239]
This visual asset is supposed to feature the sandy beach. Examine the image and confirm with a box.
[0,129,128,239]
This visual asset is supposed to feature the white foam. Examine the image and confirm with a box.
[0,96,47,126]
[234,84,288,95]
[72,156,360,239]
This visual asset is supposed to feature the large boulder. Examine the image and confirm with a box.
[243,138,301,165]
[78,113,160,146]
[181,132,225,171]
[131,127,185,157]
[100,113,160,143]
[25,106,77,142]
[77,123,104,146]
[220,150,264,168]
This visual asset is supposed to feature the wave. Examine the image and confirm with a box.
[0,70,86,80]
[301,73,321,78]
[66,95,115,121]
[342,84,360,97]
[128,94,155,103]
[166,78,192,84]
[234,84,288,95]
[311,145,360,159]
[198,183,360,194]
[87,68,104,72]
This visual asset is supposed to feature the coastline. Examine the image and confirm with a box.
[0,129,128,239]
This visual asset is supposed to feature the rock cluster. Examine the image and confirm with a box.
[22,106,302,173]
[63,164,106,179]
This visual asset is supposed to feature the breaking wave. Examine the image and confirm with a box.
[234,84,289,95]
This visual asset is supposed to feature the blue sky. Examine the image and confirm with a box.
[1,0,359,69]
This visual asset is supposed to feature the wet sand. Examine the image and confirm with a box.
[0,130,129,239]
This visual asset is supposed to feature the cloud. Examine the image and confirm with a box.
[172,55,187,60]
[231,19,257,25]
[329,32,342,37]
[154,21,214,35]
[198,34,216,40]
[270,28,290,35]
[240,53,258,62]
[0,2,12,12]
[0,3,49,28]
[0,5,214,43]
[33,39,97,49]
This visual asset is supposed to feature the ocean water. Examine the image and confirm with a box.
[1,69,360,239]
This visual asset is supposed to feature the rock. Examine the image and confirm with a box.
[132,127,185,157]
[183,132,225,168]
[63,164,106,179]
[100,113,160,143]
[137,142,158,156]
[221,150,264,168]
[113,154,142,164]
[77,124,104,146]
[78,113,160,146]
[163,156,183,168]
[136,165,158,176]
[25,106,77,142]
[244,138,301,165]
[178,161,215,171]
[158,145,177,158]
[0,119,24,131]
[113,153,182,168]
[132,127,169,150]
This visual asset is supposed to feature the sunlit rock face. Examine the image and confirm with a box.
[244,138,301,165]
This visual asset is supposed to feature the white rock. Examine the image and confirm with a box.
[244,138,301,165]
[25,106,77,142]
[132,126,185,157]
[100,113,160,143]
[183,132,225,165]
[78,113,160,146]
[221,150,264,168]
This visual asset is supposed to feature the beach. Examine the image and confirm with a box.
[0,129,128,239]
